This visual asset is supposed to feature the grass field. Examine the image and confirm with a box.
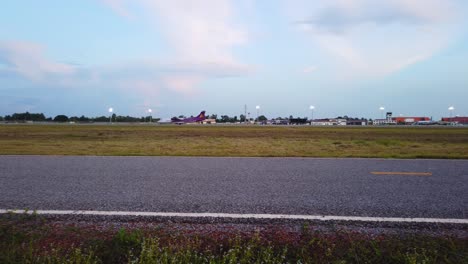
[0,124,467,158]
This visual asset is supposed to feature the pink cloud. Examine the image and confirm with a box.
[0,41,75,81]
[100,0,251,94]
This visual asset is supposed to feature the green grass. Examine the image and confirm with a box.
[0,124,467,158]
[1,216,467,264]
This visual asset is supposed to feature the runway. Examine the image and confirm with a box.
[0,156,467,221]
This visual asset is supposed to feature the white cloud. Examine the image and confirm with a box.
[303,66,318,73]
[99,59,253,98]
[142,0,247,63]
[100,0,133,18]
[100,0,251,94]
[297,0,455,33]
[0,40,252,100]
[0,41,76,81]
[3,2,252,100]
[287,0,464,77]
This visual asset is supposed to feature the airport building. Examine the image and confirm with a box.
[372,119,397,125]
[310,118,347,126]
[373,112,394,125]
[271,119,289,125]
[372,112,432,125]
[441,117,468,125]
[201,119,216,124]
[392,117,430,124]
[346,119,368,126]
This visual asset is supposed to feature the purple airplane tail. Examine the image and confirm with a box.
[196,111,206,121]
[172,111,206,123]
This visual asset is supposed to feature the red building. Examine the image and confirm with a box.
[392,117,430,124]
[441,117,468,124]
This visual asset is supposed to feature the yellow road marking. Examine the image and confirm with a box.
[371,171,432,176]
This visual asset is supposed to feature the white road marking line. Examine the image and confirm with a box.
[1,209,467,224]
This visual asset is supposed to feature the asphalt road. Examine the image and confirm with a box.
[0,156,467,219]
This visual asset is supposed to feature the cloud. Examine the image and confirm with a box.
[98,60,253,98]
[142,0,248,64]
[0,40,252,99]
[100,0,251,94]
[303,66,318,73]
[100,0,133,18]
[297,0,454,34]
[0,41,76,81]
[3,2,253,101]
[287,0,463,77]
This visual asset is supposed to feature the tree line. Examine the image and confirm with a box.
[0,112,270,123]
[0,112,158,123]
[0,112,368,123]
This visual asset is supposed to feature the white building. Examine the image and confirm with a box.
[310,118,347,126]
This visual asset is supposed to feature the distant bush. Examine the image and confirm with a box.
[7,112,46,121]
[53,115,69,122]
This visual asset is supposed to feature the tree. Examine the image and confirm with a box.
[258,115,267,121]
[220,115,230,123]
[0,116,3,121]
[92,116,106,122]
[78,115,90,122]
[240,114,246,122]
[53,115,69,122]
[10,112,46,121]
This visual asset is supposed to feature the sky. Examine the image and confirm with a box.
[0,0,467,120]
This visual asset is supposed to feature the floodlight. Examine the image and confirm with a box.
[147,108,153,123]
[309,105,315,121]
[108,107,113,123]
[256,105,260,109]
[379,106,385,120]
[448,106,455,118]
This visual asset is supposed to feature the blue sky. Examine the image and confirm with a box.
[1,0,467,119]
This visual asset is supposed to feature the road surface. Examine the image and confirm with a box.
[0,156,467,220]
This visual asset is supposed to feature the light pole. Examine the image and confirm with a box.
[309,105,315,121]
[448,106,454,118]
[108,107,113,123]
[148,108,152,123]
[256,105,260,122]
[244,104,247,124]
[379,106,385,120]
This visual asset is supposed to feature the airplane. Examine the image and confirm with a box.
[156,118,173,124]
[171,111,206,124]
[412,120,438,126]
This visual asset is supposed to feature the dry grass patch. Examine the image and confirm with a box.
[0,125,467,158]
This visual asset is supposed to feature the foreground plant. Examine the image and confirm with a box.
[1,216,467,264]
